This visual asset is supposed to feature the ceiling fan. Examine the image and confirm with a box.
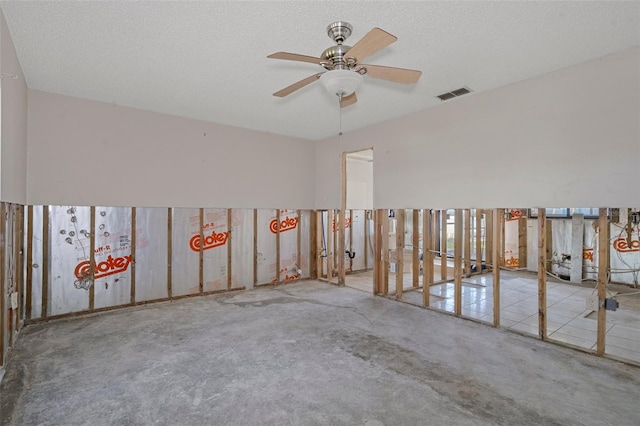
[268,22,422,108]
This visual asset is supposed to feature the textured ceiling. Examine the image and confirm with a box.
[1,1,639,141]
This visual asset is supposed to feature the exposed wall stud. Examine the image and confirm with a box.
[131,207,137,305]
[89,206,96,310]
[454,209,463,316]
[228,209,233,290]
[486,210,493,269]
[309,210,318,279]
[199,208,204,294]
[373,210,382,294]
[423,209,433,307]
[327,210,334,282]
[253,209,258,287]
[26,205,33,320]
[17,205,25,328]
[464,209,471,277]
[167,208,173,298]
[0,203,5,365]
[441,210,447,280]
[500,211,506,267]
[338,208,345,286]
[596,208,609,356]
[364,211,369,270]
[412,210,420,288]
[492,209,501,327]
[42,206,49,319]
[475,210,482,275]
[396,209,405,299]
[297,209,302,279]
[382,210,390,295]
[276,209,281,284]
[538,208,547,340]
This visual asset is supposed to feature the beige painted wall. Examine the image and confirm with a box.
[316,47,640,209]
[0,9,27,204]
[27,90,316,208]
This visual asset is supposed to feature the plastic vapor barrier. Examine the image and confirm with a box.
[231,209,253,289]
[279,209,299,282]
[504,218,521,268]
[172,208,200,296]
[257,209,277,284]
[50,206,90,316]
[92,207,132,309]
[135,208,169,302]
[31,206,43,319]
[202,208,228,292]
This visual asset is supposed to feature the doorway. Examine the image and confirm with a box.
[342,148,374,292]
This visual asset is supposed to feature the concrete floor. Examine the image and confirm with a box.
[1,281,639,425]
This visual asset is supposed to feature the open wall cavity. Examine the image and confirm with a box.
[23,206,314,322]
[361,207,640,366]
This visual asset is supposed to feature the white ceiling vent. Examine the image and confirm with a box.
[436,87,472,101]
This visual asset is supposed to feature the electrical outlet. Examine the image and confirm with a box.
[586,295,599,311]
[11,291,18,309]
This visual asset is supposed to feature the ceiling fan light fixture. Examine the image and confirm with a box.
[319,69,363,97]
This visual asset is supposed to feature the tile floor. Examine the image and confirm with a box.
[345,269,640,365]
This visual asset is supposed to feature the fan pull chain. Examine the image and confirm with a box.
[338,94,343,136]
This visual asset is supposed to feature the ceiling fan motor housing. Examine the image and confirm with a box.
[326,21,352,43]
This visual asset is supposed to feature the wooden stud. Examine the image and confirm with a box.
[454,209,463,316]
[518,216,527,269]
[412,210,419,288]
[26,205,33,320]
[348,210,354,273]
[0,204,5,365]
[16,205,24,329]
[464,209,471,277]
[199,208,204,294]
[340,151,347,285]
[309,210,317,279]
[42,206,49,319]
[276,209,281,284]
[373,210,381,294]
[364,211,369,270]
[596,208,609,356]
[538,208,547,340]
[500,211,506,267]
[167,208,173,298]
[486,210,493,269]
[228,209,233,290]
[89,206,96,311]
[382,210,390,295]
[327,210,333,282]
[441,209,448,280]
[337,208,345,286]
[317,211,324,278]
[296,209,302,278]
[395,209,405,299]
[423,209,433,307]
[130,207,137,305]
[253,209,258,287]
[475,210,482,275]
[493,209,501,327]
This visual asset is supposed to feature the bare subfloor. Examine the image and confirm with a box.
[1,281,639,425]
